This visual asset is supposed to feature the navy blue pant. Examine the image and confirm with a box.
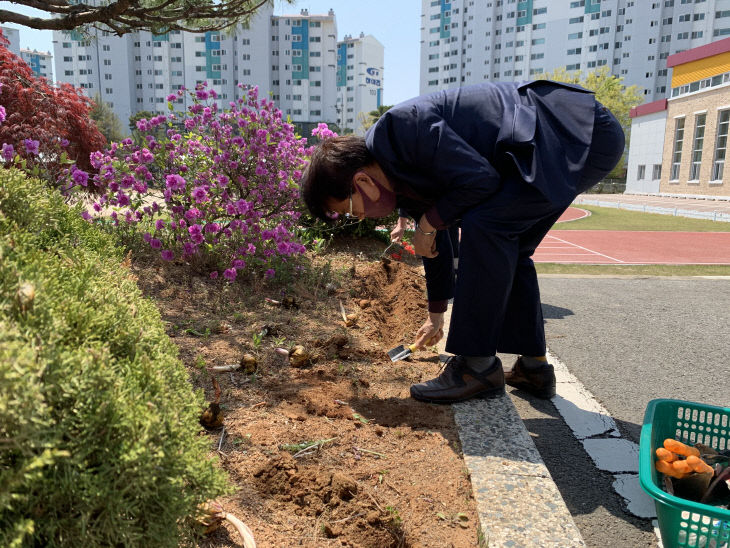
[445,102,625,357]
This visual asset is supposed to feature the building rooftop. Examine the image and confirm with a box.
[667,37,730,68]
[630,99,667,118]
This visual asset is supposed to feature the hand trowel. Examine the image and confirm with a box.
[387,343,418,362]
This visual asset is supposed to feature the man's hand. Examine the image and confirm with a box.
[413,214,438,258]
[390,216,409,243]
[414,312,445,349]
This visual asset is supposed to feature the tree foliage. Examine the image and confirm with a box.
[0,0,291,36]
[360,104,393,132]
[89,95,126,143]
[541,66,643,177]
[541,66,643,134]
[0,33,106,181]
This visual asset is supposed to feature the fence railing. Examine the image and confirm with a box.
[574,197,730,223]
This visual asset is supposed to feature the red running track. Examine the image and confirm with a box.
[534,230,730,264]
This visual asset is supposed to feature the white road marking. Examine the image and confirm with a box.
[547,235,626,263]
[547,349,659,525]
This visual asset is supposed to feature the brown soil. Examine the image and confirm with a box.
[131,237,480,548]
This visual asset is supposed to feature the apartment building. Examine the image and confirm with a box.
[53,6,273,127]
[626,37,730,197]
[20,49,53,80]
[271,8,339,133]
[336,33,385,134]
[52,7,382,135]
[419,0,730,101]
[1,26,20,56]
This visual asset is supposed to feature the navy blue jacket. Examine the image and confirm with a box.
[364,80,596,309]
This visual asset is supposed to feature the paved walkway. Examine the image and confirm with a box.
[574,193,730,222]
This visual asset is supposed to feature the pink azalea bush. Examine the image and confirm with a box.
[68,83,316,280]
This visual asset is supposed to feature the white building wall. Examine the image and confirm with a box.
[53,29,135,127]
[420,0,730,102]
[52,6,379,134]
[626,111,667,194]
[337,34,384,134]
[1,26,20,56]
[274,9,339,127]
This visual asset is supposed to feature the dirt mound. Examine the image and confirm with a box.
[136,247,479,548]
[253,453,403,547]
[353,259,428,347]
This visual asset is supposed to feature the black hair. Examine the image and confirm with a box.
[300,135,374,222]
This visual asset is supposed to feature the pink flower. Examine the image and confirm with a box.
[192,186,209,203]
[165,174,186,191]
[161,250,174,261]
[72,169,89,187]
[24,139,40,155]
[185,208,202,220]
[210,271,219,279]
[265,269,275,280]
[223,268,237,281]
[1,143,14,162]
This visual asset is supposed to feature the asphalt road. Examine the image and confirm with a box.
[509,275,730,547]
[539,275,729,441]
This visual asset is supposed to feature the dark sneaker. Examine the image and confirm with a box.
[505,357,556,399]
[410,356,505,404]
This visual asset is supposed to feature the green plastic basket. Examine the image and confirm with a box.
[639,399,730,548]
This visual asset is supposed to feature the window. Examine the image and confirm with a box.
[637,165,646,180]
[712,110,729,181]
[670,118,685,180]
[568,32,583,39]
[689,113,706,180]
[652,164,662,180]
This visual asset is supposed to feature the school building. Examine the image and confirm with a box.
[626,37,730,199]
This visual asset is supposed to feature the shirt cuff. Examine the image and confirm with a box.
[428,299,448,313]
[425,206,447,230]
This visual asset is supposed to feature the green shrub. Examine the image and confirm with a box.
[0,169,230,547]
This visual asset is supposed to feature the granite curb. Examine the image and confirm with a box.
[436,304,585,547]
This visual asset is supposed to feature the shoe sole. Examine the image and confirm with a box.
[505,379,556,399]
[410,385,506,404]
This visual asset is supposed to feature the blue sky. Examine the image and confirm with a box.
[1,0,421,105]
